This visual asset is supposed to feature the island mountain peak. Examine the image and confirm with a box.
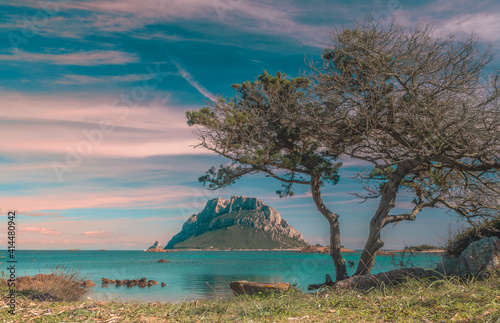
[166,196,308,250]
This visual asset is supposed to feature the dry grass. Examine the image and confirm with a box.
[1,274,499,322]
[1,268,91,302]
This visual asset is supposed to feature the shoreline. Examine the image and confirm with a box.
[163,248,300,252]
[386,249,446,254]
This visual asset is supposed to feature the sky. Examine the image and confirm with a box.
[1,0,499,250]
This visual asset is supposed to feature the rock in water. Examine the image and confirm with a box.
[165,196,309,250]
[229,281,295,295]
[146,240,166,252]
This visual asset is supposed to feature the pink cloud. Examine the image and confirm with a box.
[23,212,60,217]
[0,50,138,66]
[83,230,113,238]
[20,227,62,236]
[434,13,500,43]
[0,185,217,213]
[54,74,151,85]
[16,215,177,249]
[0,92,202,158]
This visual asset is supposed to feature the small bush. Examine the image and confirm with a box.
[446,216,500,258]
[1,267,91,302]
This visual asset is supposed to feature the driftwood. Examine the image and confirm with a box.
[308,268,442,291]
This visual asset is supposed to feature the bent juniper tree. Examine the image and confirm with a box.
[312,18,500,275]
[186,71,350,281]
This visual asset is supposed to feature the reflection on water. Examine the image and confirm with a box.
[178,273,285,299]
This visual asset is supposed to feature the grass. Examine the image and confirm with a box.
[1,274,499,322]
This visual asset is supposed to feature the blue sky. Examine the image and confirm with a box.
[1,0,499,249]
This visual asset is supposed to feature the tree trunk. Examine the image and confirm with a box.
[329,216,349,281]
[355,160,418,276]
[311,176,349,281]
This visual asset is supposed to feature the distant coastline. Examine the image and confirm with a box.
[164,248,303,251]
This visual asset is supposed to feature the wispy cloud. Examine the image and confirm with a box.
[22,212,60,217]
[434,13,500,43]
[171,59,215,102]
[59,0,331,47]
[395,0,500,46]
[0,50,138,66]
[20,227,61,236]
[0,92,199,157]
[83,230,113,238]
[1,186,211,213]
[54,74,152,85]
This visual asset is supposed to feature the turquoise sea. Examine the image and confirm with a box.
[3,250,443,302]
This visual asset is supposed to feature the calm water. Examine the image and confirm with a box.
[2,250,442,302]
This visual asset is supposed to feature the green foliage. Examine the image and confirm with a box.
[186,70,341,198]
[446,216,500,258]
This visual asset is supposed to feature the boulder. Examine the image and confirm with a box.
[158,259,171,263]
[127,279,139,287]
[436,236,500,277]
[229,281,296,295]
[102,278,115,284]
[81,280,96,288]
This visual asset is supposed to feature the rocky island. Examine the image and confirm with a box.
[145,240,167,252]
[165,196,309,250]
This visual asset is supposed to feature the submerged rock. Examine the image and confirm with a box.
[81,280,96,288]
[229,281,297,295]
[101,278,115,284]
